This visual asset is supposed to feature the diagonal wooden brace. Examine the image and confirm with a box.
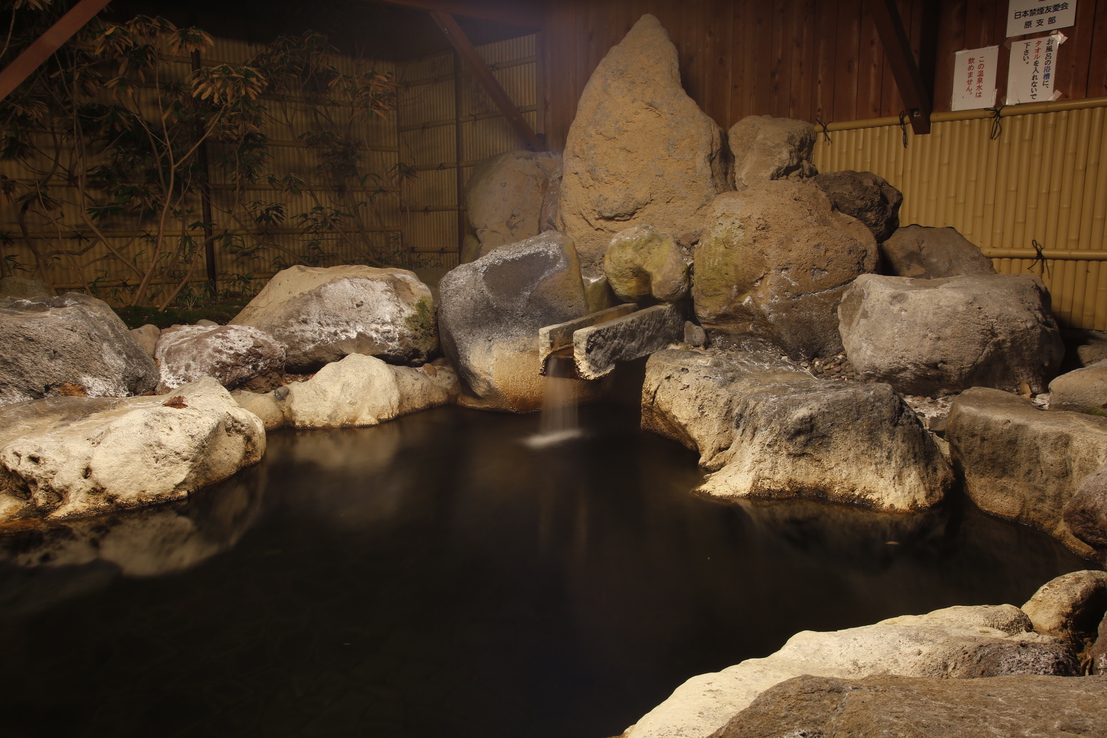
[869,0,932,135]
[429,9,545,152]
[0,0,113,103]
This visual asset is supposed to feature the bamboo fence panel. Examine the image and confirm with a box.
[395,34,538,269]
[814,99,1107,329]
[1,35,402,301]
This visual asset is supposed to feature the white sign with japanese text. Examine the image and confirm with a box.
[951,46,999,111]
[1006,32,1064,104]
[1006,0,1076,38]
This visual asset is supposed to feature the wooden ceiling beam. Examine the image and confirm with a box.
[0,0,112,103]
[869,0,933,135]
[429,10,545,151]
[377,0,543,29]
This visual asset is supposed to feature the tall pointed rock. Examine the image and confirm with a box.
[557,14,730,272]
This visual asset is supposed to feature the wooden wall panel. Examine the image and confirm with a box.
[541,0,1107,150]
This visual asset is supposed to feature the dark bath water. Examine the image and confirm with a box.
[0,404,1092,738]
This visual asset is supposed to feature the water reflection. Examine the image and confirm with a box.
[0,405,1092,738]
[0,467,264,616]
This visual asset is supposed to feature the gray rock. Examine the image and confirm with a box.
[812,169,902,243]
[1022,570,1107,649]
[728,115,817,189]
[573,303,684,380]
[603,224,691,303]
[839,274,1064,395]
[0,377,265,522]
[557,14,730,270]
[624,604,1076,738]
[465,151,561,257]
[155,324,286,391]
[1064,466,1107,550]
[881,224,997,278]
[0,276,51,299]
[438,231,589,412]
[130,324,161,357]
[537,304,637,373]
[683,321,706,347]
[1050,359,1107,412]
[0,292,159,405]
[946,387,1107,559]
[693,180,878,360]
[230,265,437,371]
[718,673,1107,738]
[641,349,952,511]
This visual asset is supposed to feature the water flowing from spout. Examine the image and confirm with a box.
[526,352,584,447]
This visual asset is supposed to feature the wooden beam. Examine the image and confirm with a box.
[429,10,545,151]
[378,0,542,29]
[0,0,113,103]
[869,0,932,134]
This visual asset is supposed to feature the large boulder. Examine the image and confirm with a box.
[1050,359,1107,412]
[1063,465,1107,550]
[0,377,265,523]
[229,265,437,371]
[603,224,691,303]
[812,170,902,243]
[465,151,561,259]
[557,14,730,270]
[0,292,159,405]
[946,387,1107,559]
[624,603,1077,738]
[719,673,1107,738]
[693,181,878,360]
[1021,570,1107,650]
[155,324,286,391]
[839,274,1064,395]
[880,225,997,278]
[641,349,952,511]
[437,231,589,412]
[729,115,817,189]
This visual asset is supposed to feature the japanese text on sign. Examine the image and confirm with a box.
[1006,0,1076,38]
[951,46,998,111]
[1007,32,1064,104]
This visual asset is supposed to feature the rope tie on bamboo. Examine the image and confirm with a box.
[815,118,832,144]
[897,111,909,148]
[986,106,1004,140]
[1029,239,1051,279]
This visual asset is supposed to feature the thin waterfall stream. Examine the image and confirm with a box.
[527,351,586,447]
